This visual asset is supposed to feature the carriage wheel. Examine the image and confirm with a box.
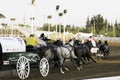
[16,56,30,80]
[39,58,49,77]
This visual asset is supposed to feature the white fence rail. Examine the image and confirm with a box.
[94,37,120,42]
[77,36,120,42]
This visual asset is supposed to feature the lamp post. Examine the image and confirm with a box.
[55,5,67,43]
[47,15,52,39]
[55,5,60,40]
[63,9,67,44]
[30,17,35,34]
[10,18,15,36]
[58,12,63,39]
[30,0,35,34]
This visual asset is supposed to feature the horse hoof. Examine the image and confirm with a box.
[80,66,83,70]
[65,67,69,71]
[61,72,65,74]
[95,61,97,63]
[77,67,80,71]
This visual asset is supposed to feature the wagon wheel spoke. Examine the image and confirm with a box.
[39,58,49,77]
[16,56,30,80]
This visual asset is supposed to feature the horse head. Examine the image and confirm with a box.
[67,38,75,46]
[53,40,63,46]
[74,40,82,46]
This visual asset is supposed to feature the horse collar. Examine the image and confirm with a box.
[68,43,74,47]
[62,45,74,54]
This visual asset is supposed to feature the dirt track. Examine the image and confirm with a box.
[0,46,120,80]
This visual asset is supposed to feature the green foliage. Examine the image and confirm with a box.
[37,23,85,34]
[37,14,120,37]
[1,23,8,27]
[115,23,120,37]
[18,24,30,27]
[86,14,106,35]
[85,14,120,37]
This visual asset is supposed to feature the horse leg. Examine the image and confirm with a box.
[77,58,83,70]
[71,58,81,71]
[64,67,69,71]
[62,59,69,71]
[86,56,90,64]
[87,54,97,63]
[60,67,64,74]
[80,56,86,64]
[102,51,105,56]
[59,58,65,74]
[99,50,103,60]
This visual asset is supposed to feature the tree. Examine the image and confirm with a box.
[1,23,8,27]
[86,16,91,28]
[86,16,92,33]
[114,21,120,37]
[86,14,107,35]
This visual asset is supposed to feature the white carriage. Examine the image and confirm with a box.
[0,37,49,80]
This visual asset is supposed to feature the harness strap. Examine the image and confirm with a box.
[61,45,75,58]
[62,45,73,53]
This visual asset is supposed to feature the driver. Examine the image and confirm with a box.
[88,36,96,47]
[26,34,41,49]
[39,33,47,46]
[39,33,48,41]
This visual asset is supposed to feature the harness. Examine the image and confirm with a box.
[59,43,76,58]
[64,43,74,51]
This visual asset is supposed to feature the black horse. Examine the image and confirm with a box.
[74,40,97,64]
[99,40,109,57]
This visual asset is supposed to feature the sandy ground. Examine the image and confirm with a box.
[0,46,120,80]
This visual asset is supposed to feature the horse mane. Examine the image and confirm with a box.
[67,39,74,46]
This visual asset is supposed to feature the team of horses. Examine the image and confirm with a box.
[26,38,109,74]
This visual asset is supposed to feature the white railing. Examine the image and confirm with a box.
[94,37,120,42]
[76,36,120,42]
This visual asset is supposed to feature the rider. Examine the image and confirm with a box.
[26,34,41,49]
[97,40,102,48]
[39,33,48,41]
[104,40,109,50]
